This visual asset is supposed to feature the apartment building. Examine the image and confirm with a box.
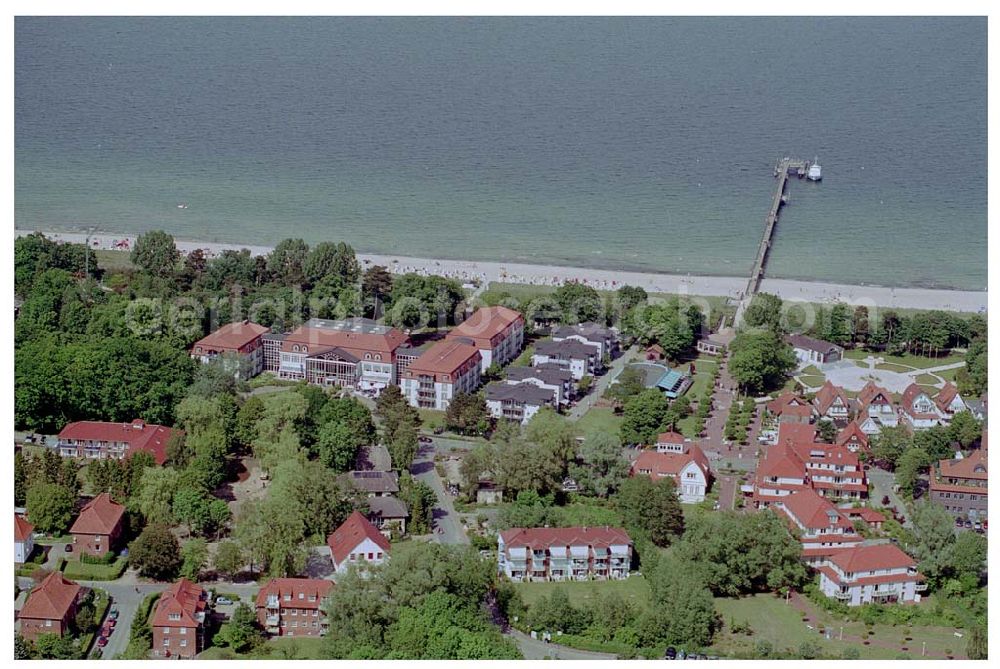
[57,419,177,465]
[774,488,863,565]
[151,579,208,658]
[190,320,270,378]
[928,449,987,520]
[551,321,617,362]
[485,381,555,425]
[791,442,868,501]
[817,544,925,606]
[446,306,525,372]
[256,578,333,638]
[531,339,600,380]
[504,364,575,407]
[399,338,482,410]
[498,527,632,582]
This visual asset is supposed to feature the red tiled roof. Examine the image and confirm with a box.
[935,449,988,482]
[327,511,391,566]
[757,442,806,480]
[767,392,808,416]
[446,306,524,345]
[843,507,886,524]
[19,572,81,622]
[70,493,125,536]
[828,544,917,573]
[776,489,854,531]
[57,420,177,465]
[791,442,861,470]
[934,383,962,412]
[901,383,931,413]
[813,381,850,416]
[836,421,870,450]
[191,321,269,354]
[405,339,481,377]
[499,526,632,550]
[631,445,710,479]
[857,381,893,411]
[151,579,206,628]
[817,564,923,587]
[15,514,34,542]
[778,422,818,445]
[656,431,685,445]
[282,323,408,358]
[255,578,333,611]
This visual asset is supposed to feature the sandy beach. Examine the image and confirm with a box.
[17,229,987,313]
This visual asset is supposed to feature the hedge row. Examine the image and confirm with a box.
[62,557,128,581]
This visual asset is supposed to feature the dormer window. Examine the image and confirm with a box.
[302,346,308,353]
[374,354,381,361]
[365,353,371,360]
[169,613,181,621]
[293,345,300,352]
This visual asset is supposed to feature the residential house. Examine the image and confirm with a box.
[752,442,809,507]
[842,507,886,531]
[485,381,556,425]
[817,544,925,606]
[813,381,851,424]
[399,338,482,410]
[339,470,400,498]
[57,419,177,464]
[855,382,898,433]
[17,572,82,641]
[767,392,814,425]
[655,431,686,452]
[787,334,844,365]
[190,320,270,378]
[934,383,968,421]
[531,339,600,380]
[327,511,391,575]
[264,318,410,392]
[774,488,863,565]
[366,496,410,537]
[446,306,525,373]
[69,493,125,557]
[497,527,632,582]
[354,443,392,472]
[552,322,617,363]
[928,449,987,520]
[15,514,34,564]
[151,579,208,658]
[256,578,333,638]
[790,442,868,501]
[630,443,712,504]
[900,383,944,430]
[505,365,575,407]
[965,394,987,422]
[836,421,870,454]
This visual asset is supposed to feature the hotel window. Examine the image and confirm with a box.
[365,353,371,360]
[164,627,171,634]
[377,552,383,559]
[163,639,170,646]
[299,592,305,600]
[368,552,374,560]
[302,346,308,353]
[46,620,52,627]
[180,627,186,635]
[293,345,300,352]
[180,640,187,648]
[284,594,291,601]
[375,354,381,361]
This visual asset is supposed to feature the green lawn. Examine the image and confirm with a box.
[574,406,622,436]
[801,365,823,377]
[797,376,825,389]
[915,374,940,385]
[512,344,535,367]
[513,574,651,611]
[874,362,914,373]
[417,408,446,429]
[844,349,965,370]
[199,637,326,660]
[709,593,969,660]
[94,249,135,272]
[62,557,128,581]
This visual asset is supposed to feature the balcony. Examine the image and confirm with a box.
[266,614,280,627]
[834,591,851,600]
[915,583,927,592]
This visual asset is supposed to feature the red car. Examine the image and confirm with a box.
[97,636,108,648]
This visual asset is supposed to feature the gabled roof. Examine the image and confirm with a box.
[485,381,554,405]
[900,383,936,416]
[367,496,410,519]
[191,320,269,353]
[836,421,870,449]
[446,306,524,343]
[151,579,206,628]
[935,449,988,481]
[777,489,855,531]
[506,365,574,385]
[631,445,710,479]
[57,420,177,465]
[327,511,391,566]
[791,442,861,470]
[757,442,806,480]
[70,493,125,536]
[934,383,963,412]
[533,338,600,359]
[829,544,917,573]
[857,381,893,410]
[777,422,818,445]
[15,514,34,542]
[499,526,632,550]
[19,572,81,622]
[767,392,809,416]
[282,318,408,356]
[406,339,481,376]
[255,578,333,611]
[843,507,886,524]
[340,470,400,494]
[786,334,842,354]
[656,431,686,445]
[814,381,850,415]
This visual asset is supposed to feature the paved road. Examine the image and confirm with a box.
[507,629,617,660]
[410,444,469,545]
[867,467,910,527]
[718,475,737,511]
[567,344,637,420]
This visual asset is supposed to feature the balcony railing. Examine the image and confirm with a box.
[834,591,851,600]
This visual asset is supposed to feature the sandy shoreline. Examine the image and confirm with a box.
[16,229,987,313]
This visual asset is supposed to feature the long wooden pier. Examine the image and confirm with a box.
[734,157,813,325]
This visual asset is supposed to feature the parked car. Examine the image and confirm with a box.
[881,495,891,506]
[433,427,444,435]
[108,609,119,620]
[215,596,234,605]
[418,436,433,444]
[955,517,965,528]
[97,636,108,648]
[964,519,974,529]
[64,544,73,553]
[974,521,982,531]
[664,646,677,660]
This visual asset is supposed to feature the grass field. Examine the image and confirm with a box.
[574,406,622,436]
[94,249,135,272]
[797,375,826,389]
[199,637,326,661]
[843,349,965,370]
[513,574,651,611]
[915,374,940,385]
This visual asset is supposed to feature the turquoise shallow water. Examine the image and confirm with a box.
[15,17,987,289]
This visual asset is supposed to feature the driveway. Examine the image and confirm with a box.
[717,475,737,511]
[867,467,910,527]
[568,344,638,420]
[507,629,617,660]
[410,444,469,545]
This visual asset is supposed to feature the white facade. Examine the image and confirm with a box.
[400,364,481,411]
[530,353,589,380]
[15,534,33,565]
[675,461,709,504]
[332,537,389,575]
[486,398,544,425]
[818,563,924,606]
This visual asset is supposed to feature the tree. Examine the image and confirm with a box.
[966,625,987,660]
[606,366,645,404]
[234,497,308,577]
[574,431,629,497]
[14,633,34,659]
[947,411,982,448]
[398,473,438,535]
[852,306,870,346]
[617,285,648,312]
[266,238,310,286]
[895,448,930,498]
[743,293,784,332]
[728,330,796,394]
[33,633,79,659]
[14,451,29,507]
[217,602,264,653]
[554,282,602,324]
[643,555,718,648]
[815,419,837,444]
[527,587,590,634]
[179,538,209,580]
[376,386,421,471]
[943,531,986,583]
[620,388,669,446]
[958,339,987,397]
[214,540,245,580]
[825,303,853,346]
[910,499,957,588]
[616,475,685,547]
[362,265,394,317]
[870,424,912,469]
[133,467,180,526]
[445,392,490,436]
[131,230,180,279]
[129,524,182,580]
[26,483,76,535]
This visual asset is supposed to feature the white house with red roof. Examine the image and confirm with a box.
[835,421,870,454]
[497,526,632,582]
[15,514,35,564]
[791,442,868,501]
[774,489,863,565]
[327,511,391,575]
[900,383,945,430]
[57,419,177,465]
[256,578,334,637]
[446,306,525,372]
[151,579,208,658]
[752,442,809,507]
[631,433,712,503]
[190,320,270,378]
[934,383,968,420]
[856,381,899,433]
[812,381,851,423]
[399,338,482,410]
[767,392,814,424]
[817,544,925,606]
[69,493,125,557]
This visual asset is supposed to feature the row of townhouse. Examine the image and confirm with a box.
[928,438,988,520]
[629,431,713,504]
[769,380,974,435]
[498,526,633,582]
[751,423,868,508]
